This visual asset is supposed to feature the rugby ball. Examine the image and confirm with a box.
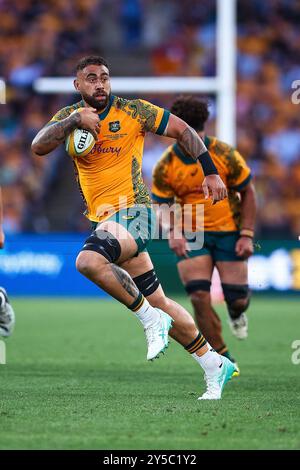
[65,109,95,157]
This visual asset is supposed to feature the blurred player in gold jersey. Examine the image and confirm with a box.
[152,97,257,372]
[32,56,237,400]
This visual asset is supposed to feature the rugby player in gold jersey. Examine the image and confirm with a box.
[32,56,236,399]
[152,96,257,373]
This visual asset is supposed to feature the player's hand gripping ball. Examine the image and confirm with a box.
[65,108,96,157]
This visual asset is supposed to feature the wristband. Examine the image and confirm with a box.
[240,228,254,239]
[197,151,218,176]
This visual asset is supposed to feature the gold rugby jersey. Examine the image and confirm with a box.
[48,95,170,222]
[152,136,252,232]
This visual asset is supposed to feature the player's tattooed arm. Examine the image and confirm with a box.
[32,107,100,155]
[163,113,207,159]
[111,265,140,300]
[31,113,81,156]
[163,113,227,202]
[178,126,208,159]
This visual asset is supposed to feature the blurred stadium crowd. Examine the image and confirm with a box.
[0,0,300,238]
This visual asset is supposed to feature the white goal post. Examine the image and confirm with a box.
[3,0,237,145]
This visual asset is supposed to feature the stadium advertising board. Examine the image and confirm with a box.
[0,236,299,296]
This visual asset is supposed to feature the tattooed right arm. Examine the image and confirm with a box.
[31,113,81,156]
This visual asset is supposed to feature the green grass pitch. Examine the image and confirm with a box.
[0,296,300,450]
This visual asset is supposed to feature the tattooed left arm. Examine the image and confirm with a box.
[162,113,227,202]
[164,114,207,159]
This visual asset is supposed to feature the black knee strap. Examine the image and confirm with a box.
[185,279,211,294]
[81,230,121,263]
[133,269,160,297]
[222,283,249,305]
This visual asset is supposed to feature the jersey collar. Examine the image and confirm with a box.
[204,135,210,149]
[98,94,114,121]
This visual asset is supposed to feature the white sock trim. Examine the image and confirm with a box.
[192,349,223,374]
[134,298,159,327]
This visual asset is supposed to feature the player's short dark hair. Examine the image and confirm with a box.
[76,56,109,73]
[170,95,210,131]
